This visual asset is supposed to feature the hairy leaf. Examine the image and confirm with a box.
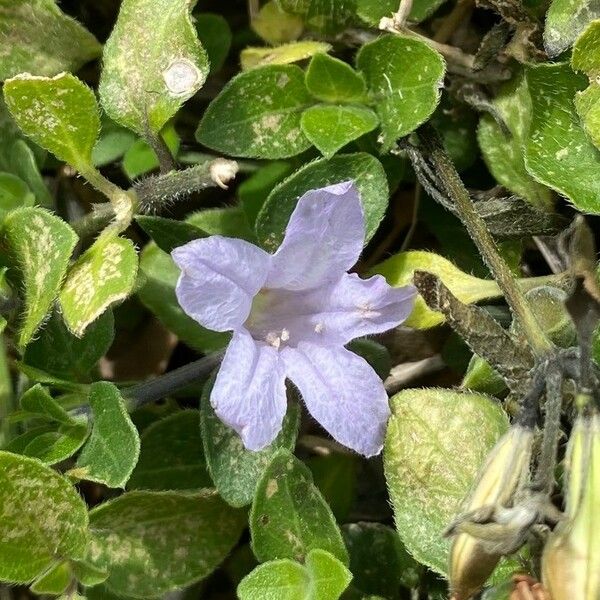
[305,53,367,103]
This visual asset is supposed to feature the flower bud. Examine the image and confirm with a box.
[542,412,600,600]
[449,425,534,600]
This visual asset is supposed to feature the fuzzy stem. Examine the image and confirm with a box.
[419,126,553,356]
[148,131,177,174]
[124,352,224,411]
[78,165,127,206]
[134,159,239,213]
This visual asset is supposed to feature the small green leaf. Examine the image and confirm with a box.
[31,560,71,595]
[24,310,114,381]
[59,235,138,337]
[238,549,352,600]
[0,451,89,583]
[241,41,331,71]
[356,0,448,25]
[138,243,229,353]
[8,140,53,208]
[128,410,211,491]
[98,0,209,137]
[196,65,313,159]
[0,172,34,220]
[201,378,300,507]
[478,72,552,209]
[346,338,391,380]
[1,207,77,349]
[73,381,140,488]
[343,522,422,596]
[195,13,232,73]
[251,1,304,45]
[250,449,349,565]
[572,20,600,150]
[305,53,367,103]
[525,63,600,214]
[136,215,207,254]
[278,0,355,33]
[71,559,108,587]
[20,383,77,425]
[6,423,89,465]
[301,104,378,158]
[88,490,246,597]
[384,388,508,575]
[543,0,600,57]
[0,0,101,80]
[370,250,504,328]
[256,152,388,251]
[3,73,99,170]
[188,206,255,241]
[91,118,136,167]
[357,34,445,151]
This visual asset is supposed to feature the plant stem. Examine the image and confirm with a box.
[419,126,553,356]
[148,132,177,174]
[78,165,127,205]
[124,352,224,411]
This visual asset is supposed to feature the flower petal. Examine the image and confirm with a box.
[266,181,364,291]
[211,328,287,451]
[282,343,390,456]
[172,235,271,332]
[245,273,416,347]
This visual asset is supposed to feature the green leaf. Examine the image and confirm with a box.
[277,0,355,33]
[3,73,99,170]
[73,381,140,488]
[524,62,600,214]
[24,310,114,381]
[572,20,600,150]
[356,34,445,151]
[543,0,600,57]
[346,338,391,380]
[356,0,448,24]
[251,1,304,45]
[238,549,352,600]
[128,410,211,491]
[0,172,34,220]
[98,0,209,137]
[0,0,101,80]
[0,451,89,583]
[343,522,422,596]
[241,41,331,71]
[201,379,300,507]
[138,242,229,353]
[188,205,256,241]
[31,560,71,595]
[92,118,136,167]
[195,13,232,73]
[250,449,349,565]
[136,215,207,254]
[59,235,138,337]
[20,383,78,425]
[305,53,367,103]
[71,559,108,587]
[1,207,77,349]
[255,152,388,252]
[8,140,53,208]
[196,65,313,159]
[6,423,89,465]
[384,388,509,575]
[88,490,246,597]
[370,250,505,329]
[301,104,379,158]
[478,72,552,209]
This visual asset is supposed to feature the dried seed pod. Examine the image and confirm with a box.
[542,412,600,600]
[448,425,534,600]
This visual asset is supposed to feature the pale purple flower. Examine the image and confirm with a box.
[172,182,416,456]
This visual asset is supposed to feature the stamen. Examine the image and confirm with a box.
[265,332,281,348]
[314,323,324,333]
[281,328,290,342]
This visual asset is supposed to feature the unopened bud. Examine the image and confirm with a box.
[449,425,534,600]
[542,412,600,600]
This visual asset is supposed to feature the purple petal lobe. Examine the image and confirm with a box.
[266,181,365,291]
[245,274,416,347]
[211,329,287,451]
[172,236,271,332]
[282,343,390,456]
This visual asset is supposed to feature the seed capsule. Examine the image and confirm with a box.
[542,412,600,600]
[449,425,534,600]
